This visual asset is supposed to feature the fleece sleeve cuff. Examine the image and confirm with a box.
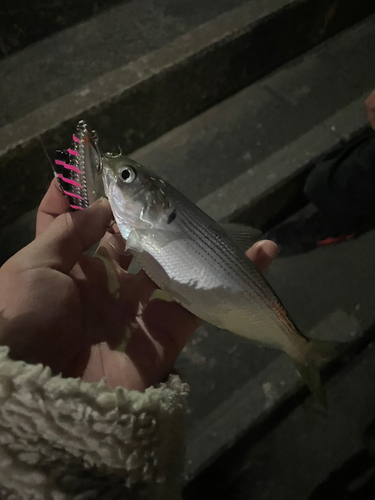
[0,346,188,500]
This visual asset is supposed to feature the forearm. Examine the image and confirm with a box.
[0,346,188,500]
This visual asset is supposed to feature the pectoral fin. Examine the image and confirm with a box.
[127,258,142,275]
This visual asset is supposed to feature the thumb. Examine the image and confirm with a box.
[22,198,112,274]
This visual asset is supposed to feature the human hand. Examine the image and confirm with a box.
[0,179,278,391]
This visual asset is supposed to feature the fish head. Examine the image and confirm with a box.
[102,154,171,238]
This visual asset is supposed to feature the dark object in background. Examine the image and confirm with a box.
[305,132,375,238]
[266,131,375,255]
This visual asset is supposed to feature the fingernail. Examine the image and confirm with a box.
[101,198,111,208]
[255,240,279,258]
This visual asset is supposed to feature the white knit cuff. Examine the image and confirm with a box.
[0,346,188,500]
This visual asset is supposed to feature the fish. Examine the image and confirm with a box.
[102,154,335,404]
[54,120,104,210]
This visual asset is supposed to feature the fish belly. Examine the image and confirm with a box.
[189,292,292,352]
[133,243,298,354]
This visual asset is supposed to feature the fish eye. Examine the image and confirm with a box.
[119,166,136,183]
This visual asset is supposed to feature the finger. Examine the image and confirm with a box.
[246,240,278,273]
[36,178,70,237]
[20,198,112,274]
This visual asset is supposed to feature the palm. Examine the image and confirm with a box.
[67,252,195,390]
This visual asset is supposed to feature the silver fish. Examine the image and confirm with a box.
[102,154,333,403]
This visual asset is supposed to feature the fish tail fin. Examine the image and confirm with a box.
[291,339,338,408]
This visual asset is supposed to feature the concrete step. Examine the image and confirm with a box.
[2,13,374,262]
[1,0,374,226]
[0,0,125,59]
[134,12,375,227]
[184,340,375,499]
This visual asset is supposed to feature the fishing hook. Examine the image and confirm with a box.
[104,144,122,159]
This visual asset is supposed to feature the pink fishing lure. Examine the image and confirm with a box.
[54,120,103,209]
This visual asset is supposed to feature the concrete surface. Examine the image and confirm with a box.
[185,342,375,499]
[198,99,371,227]
[1,0,374,226]
[134,14,375,218]
[0,0,126,59]
[0,0,249,127]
